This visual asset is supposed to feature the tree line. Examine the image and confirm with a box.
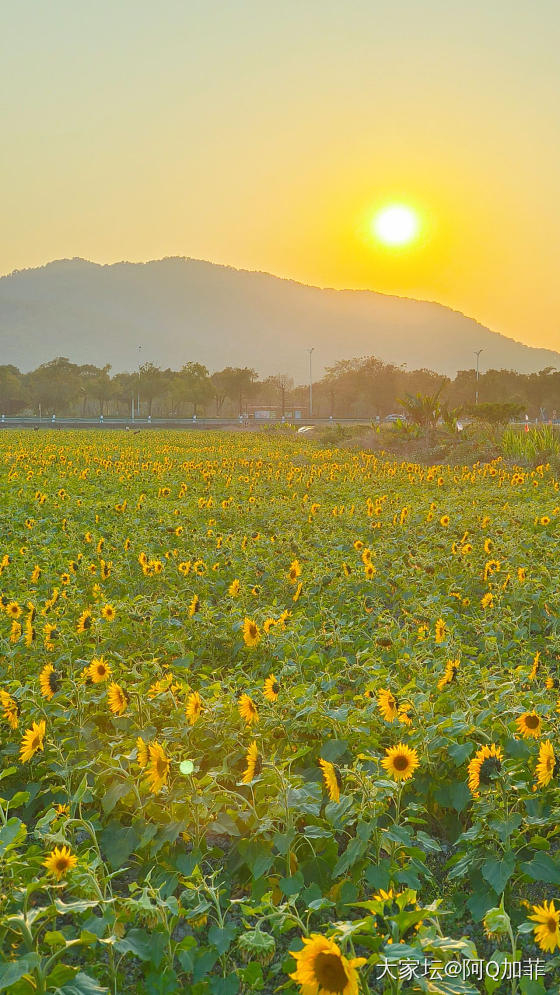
[0,355,559,419]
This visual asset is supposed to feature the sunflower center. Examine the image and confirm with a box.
[526,715,539,729]
[56,858,68,871]
[156,758,168,777]
[546,918,558,932]
[479,757,502,784]
[393,755,410,771]
[313,952,349,993]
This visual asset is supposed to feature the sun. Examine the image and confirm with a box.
[372,204,419,247]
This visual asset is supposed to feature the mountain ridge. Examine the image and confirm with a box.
[1,256,558,381]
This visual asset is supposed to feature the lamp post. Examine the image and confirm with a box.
[474,349,483,405]
[137,345,142,419]
[307,347,314,418]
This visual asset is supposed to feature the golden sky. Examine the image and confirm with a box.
[2,1,559,352]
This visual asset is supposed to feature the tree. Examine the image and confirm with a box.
[80,364,114,415]
[465,401,523,425]
[0,365,27,414]
[211,367,258,415]
[25,358,81,415]
[398,383,447,433]
[138,363,168,417]
[175,363,214,415]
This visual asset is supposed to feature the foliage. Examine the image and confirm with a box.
[466,402,524,426]
[0,430,559,993]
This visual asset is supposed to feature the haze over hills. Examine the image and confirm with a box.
[1,257,558,382]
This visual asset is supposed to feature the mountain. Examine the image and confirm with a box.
[1,256,558,381]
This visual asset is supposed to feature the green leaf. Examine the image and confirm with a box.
[0,817,26,854]
[333,837,367,877]
[209,976,239,995]
[521,852,560,885]
[279,871,304,896]
[101,780,132,815]
[0,954,40,991]
[208,924,236,954]
[57,972,108,994]
[482,851,516,894]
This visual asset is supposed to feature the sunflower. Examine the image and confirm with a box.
[440,515,450,527]
[529,651,540,681]
[318,758,341,803]
[39,664,60,701]
[288,559,302,583]
[43,845,78,880]
[76,609,93,633]
[529,900,560,953]
[0,689,19,729]
[289,933,366,995]
[263,674,279,702]
[228,579,240,596]
[20,719,46,763]
[6,601,21,619]
[293,582,303,601]
[101,603,116,621]
[467,743,504,797]
[435,618,447,643]
[377,689,398,723]
[238,693,259,725]
[535,740,556,788]
[242,741,262,783]
[243,618,261,648]
[136,736,149,768]
[516,711,542,739]
[188,594,200,617]
[107,682,128,716]
[88,656,111,683]
[382,744,419,782]
[146,742,171,794]
[437,659,460,691]
[263,618,276,634]
[186,691,203,725]
[481,592,494,609]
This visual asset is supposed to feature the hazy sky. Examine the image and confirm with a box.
[2,1,559,353]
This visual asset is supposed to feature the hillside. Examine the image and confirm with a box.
[1,257,558,380]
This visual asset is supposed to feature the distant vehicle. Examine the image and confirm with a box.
[384,413,407,423]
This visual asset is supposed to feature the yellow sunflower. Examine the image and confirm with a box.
[76,609,93,634]
[88,656,111,683]
[263,674,279,702]
[188,594,200,617]
[381,744,419,782]
[289,933,366,995]
[318,758,341,803]
[437,659,460,691]
[136,736,149,768]
[107,682,128,716]
[43,845,78,880]
[20,719,46,763]
[529,900,560,953]
[535,740,555,788]
[243,618,261,648]
[39,663,60,701]
[228,579,240,596]
[467,743,504,797]
[186,691,203,726]
[101,603,116,621]
[0,689,19,729]
[516,711,542,739]
[146,742,171,794]
[377,689,398,723]
[242,741,262,783]
[238,693,259,725]
[435,618,447,643]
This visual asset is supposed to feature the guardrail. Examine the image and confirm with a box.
[0,417,556,430]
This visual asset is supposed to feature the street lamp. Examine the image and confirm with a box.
[137,345,142,419]
[474,349,483,405]
[307,347,314,418]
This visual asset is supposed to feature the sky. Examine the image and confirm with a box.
[2,0,560,353]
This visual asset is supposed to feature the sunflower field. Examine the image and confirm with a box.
[1,429,560,995]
